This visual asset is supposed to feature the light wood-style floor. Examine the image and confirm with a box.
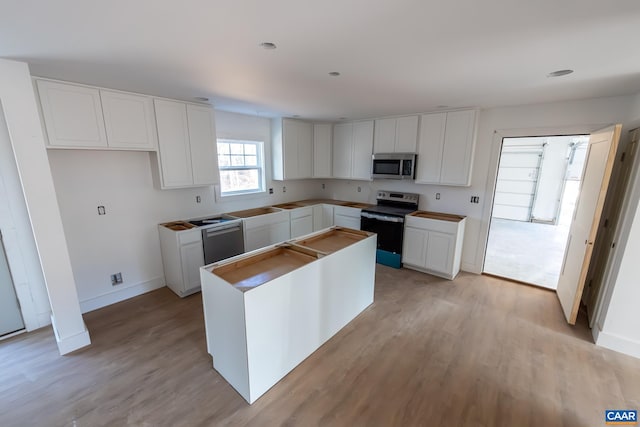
[1,266,639,427]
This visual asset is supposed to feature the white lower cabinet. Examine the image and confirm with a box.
[241,211,291,252]
[402,212,466,280]
[290,206,314,238]
[158,224,204,297]
[333,206,361,230]
[322,205,335,229]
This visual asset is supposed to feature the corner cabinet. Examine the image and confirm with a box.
[373,115,419,153]
[153,100,219,189]
[272,118,313,180]
[332,121,374,180]
[402,211,466,280]
[158,224,204,297]
[415,110,478,186]
[35,79,157,150]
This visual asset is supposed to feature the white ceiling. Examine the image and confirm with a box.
[2,0,640,120]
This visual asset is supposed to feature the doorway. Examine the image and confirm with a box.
[0,231,25,337]
[483,135,588,289]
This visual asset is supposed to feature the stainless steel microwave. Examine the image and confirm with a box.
[371,153,416,179]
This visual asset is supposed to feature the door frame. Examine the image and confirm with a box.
[477,124,609,275]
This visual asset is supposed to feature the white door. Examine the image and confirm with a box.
[556,125,621,324]
[402,227,427,267]
[0,234,24,336]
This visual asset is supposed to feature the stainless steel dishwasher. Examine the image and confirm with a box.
[192,217,244,264]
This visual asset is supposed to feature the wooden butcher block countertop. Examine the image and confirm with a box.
[408,211,466,222]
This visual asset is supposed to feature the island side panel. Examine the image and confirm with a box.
[317,234,376,340]
[200,267,251,402]
[243,260,324,403]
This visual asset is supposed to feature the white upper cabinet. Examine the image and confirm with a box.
[352,121,374,180]
[272,118,313,180]
[332,122,353,179]
[373,115,418,153]
[154,99,193,188]
[101,90,157,150]
[187,104,219,186]
[416,109,478,186]
[154,99,218,189]
[36,79,158,151]
[312,123,332,178]
[37,80,108,148]
[332,121,374,180]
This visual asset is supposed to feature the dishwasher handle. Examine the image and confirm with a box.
[203,224,242,238]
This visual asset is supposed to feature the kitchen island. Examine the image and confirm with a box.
[200,227,376,404]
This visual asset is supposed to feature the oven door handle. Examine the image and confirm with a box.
[361,212,404,223]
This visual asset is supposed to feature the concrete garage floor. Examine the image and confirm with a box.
[484,181,578,289]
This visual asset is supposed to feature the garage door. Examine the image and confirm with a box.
[492,147,543,222]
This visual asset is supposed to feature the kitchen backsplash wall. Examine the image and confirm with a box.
[47,110,325,312]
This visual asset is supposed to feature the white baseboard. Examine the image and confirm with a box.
[594,328,640,360]
[79,277,165,313]
[51,315,91,355]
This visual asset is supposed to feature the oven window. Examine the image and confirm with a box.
[373,160,400,175]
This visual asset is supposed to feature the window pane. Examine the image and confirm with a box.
[218,155,230,167]
[230,143,244,155]
[244,144,257,155]
[220,169,261,194]
[231,155,245,166]
[217,143,230,155]
[245,155,257,166]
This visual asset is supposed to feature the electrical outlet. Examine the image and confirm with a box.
[110,272,123,286]
[269,188,274,194]
[97,206,106,215]
[436,193,441,200]
[470,196,480,203]
[282,186,286,193]
[357,186,362,193]
[322,183,325,190]
[196,195,201,203]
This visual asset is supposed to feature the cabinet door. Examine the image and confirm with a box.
[187,104,219,186]
[269,221,291,245]
[282,119,299,179]
[440,110,477,186]
[332,123,353,178]
[415,113,446,184]
[37,80,107,148]
[351,121,374,180]
[245,225,271,252]
[291,215,313,238]
[322,205,335,228]
[395,116,419,153]
[101,90,157,150]
[373,118,396,153]
[297,121,313,179]
[180,240,205,293]
[313,124,332,178]
[154,99,193,187]
[402,227,428,267]
[425,231,454,274]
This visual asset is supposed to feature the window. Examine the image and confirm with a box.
[217,139,265,196]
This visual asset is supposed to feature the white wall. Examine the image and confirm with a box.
[48,110,325,312]
[0,104,51,331]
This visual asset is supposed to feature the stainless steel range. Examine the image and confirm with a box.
[360,191,419,268]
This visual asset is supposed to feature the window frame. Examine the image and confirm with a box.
[216,138,266,197]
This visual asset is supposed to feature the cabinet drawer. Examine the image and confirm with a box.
[290,206,313,219]
[178,229,202,245]
[405,215,460,234]
[333,206,361,218]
